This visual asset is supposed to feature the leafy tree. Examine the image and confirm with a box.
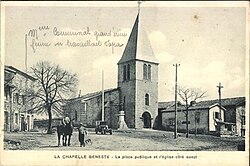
[178,86,206,138]
[28,61,78,134]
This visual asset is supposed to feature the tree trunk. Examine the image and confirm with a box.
[186,108,189,138]
[195,116,197,136]
[47,105,52,134]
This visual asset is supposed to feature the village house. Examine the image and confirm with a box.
[4,65,36,132]
[158,97,245,136]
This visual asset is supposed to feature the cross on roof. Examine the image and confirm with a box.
[137,1,142,14]
[217,82,224,94]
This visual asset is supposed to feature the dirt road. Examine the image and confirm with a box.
[3,129,244,151]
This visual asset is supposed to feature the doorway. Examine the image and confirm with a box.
[142,112,151,128]
[21,115,25,131]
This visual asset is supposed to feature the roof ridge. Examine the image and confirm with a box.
[66,87,118,101]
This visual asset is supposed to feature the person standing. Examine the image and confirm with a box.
[78,123,87,147]
[62,113,71,127]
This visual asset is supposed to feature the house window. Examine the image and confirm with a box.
[123,65,127,81]
[75,110,78,121]
[16,93,20,104]
[15,113,18,124]
[4,111,9,124]
[145,93,149,106]
[225,124,232,131]
[242,115,245,125]
[4,89,8,100]
[143,64,147,80]
[127,64,130,80]
[148,65,151,80]
[214,112,219,119]
[22,95,25,105]
[13,93,16,103]
[195,112,200,123]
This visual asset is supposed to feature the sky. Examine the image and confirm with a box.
[2,2,248,102]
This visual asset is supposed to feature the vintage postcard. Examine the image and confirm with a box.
[0,1,249,166]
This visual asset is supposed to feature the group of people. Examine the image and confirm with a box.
[62,113,88,147]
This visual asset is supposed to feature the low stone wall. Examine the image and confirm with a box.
[33,118,62,129]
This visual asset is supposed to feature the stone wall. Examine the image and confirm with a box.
[63,89,120,128]
[162,109,209,134]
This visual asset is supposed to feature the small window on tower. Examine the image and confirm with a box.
[145,93,149,106]
[123,65,127,81]
[127,64,130,80]
[143,64,147,80]
[75,110,78,121]
[148,65,151,80]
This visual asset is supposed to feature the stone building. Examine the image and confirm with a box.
[4,66,36,132]
[159,97,245,136]
[117,13,159,129]
[63,12,159,129]
[63,88,119,128]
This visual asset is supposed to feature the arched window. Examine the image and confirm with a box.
[127,64,130,80]
[143,64,147,80]
[123,65,127,81]
[148,65,151,80]
[145,94,149,106]
[75,110,78,121]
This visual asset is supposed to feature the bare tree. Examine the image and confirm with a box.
[178,86,206,138]
[28,61,78,134]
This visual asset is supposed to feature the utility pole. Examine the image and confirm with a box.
[173,63,180,139]
[217,82,223,120]
[23,34,28,131]
[101,70,105,121]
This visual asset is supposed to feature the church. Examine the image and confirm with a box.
[63,9,159,129]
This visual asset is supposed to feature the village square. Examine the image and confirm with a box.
[2,2,247,152]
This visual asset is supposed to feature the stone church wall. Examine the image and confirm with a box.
[63,89,120,128]
[134,62,158,129]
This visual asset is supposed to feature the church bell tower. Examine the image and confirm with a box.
[117,6,159,129]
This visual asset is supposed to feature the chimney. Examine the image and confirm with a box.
[78,90,81,97]
[190,101,196,106]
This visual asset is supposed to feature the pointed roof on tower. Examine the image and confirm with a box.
[118,13,159,65]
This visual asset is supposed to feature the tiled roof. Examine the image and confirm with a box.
[159,97,245,112]
[158,101,182,110]
[65,88,119,102]
[5,65,36,81]
[191,97,245,109]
